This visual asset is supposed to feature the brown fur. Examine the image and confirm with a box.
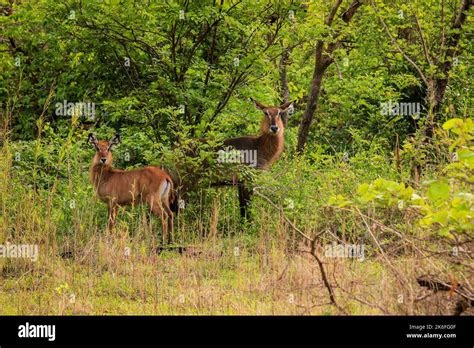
[222,100,293,217]
[223,102,291,169]
[170,100,293,218]
[88,136,174,244]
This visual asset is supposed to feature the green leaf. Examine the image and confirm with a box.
[442,118,463,130]
[427,181,450,203]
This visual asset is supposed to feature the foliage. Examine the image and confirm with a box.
[329,118,473,238]
[0,0,472,315]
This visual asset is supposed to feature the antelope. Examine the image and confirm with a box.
[88,134,174,244]
[221,98,294,218]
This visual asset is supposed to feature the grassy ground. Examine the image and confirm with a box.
[0,215,465,315]
[0,143,469,315]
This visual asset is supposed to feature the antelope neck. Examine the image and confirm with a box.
[89,163,113,184]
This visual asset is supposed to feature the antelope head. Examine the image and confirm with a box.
[88,133,120,166]
[251,98,294,136]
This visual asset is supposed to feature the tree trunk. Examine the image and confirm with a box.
[297,63,326,153]
[296,0,362,153]
[424,0,470,138]
[279,47,290,125]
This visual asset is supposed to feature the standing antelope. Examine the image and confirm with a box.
[88,134,174,244]
[222,98,294,218]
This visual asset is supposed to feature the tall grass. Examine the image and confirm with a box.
[0,131,468,315]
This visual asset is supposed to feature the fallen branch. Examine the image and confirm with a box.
[417,275,474,315]
[253,187,347,314]
[417,275,474,301]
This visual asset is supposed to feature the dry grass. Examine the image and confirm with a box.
[0,213,468,315]
[0,143,470,315]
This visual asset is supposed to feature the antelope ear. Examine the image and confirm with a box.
[279,101,294,113]
[108,134,120,150]
[250,98,266,110]
[88,133,98,147]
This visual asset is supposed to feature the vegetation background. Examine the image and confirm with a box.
[0,0,472,315]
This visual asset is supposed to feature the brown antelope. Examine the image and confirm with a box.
[88,134,174,244]
[221,98,294,218]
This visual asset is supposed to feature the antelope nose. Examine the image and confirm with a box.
[100,157,107,164]
[270,125,279,133]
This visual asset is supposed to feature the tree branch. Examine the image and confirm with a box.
[413,12,432,66]
[253,187,346,313]
[371,0,429,87]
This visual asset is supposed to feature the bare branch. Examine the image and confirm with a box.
[441,0,471,74]
[413,12,432,66]
[371,0,429,86]
[341,0,363,23]
[253,187,346,314]
[325,0,343,26]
